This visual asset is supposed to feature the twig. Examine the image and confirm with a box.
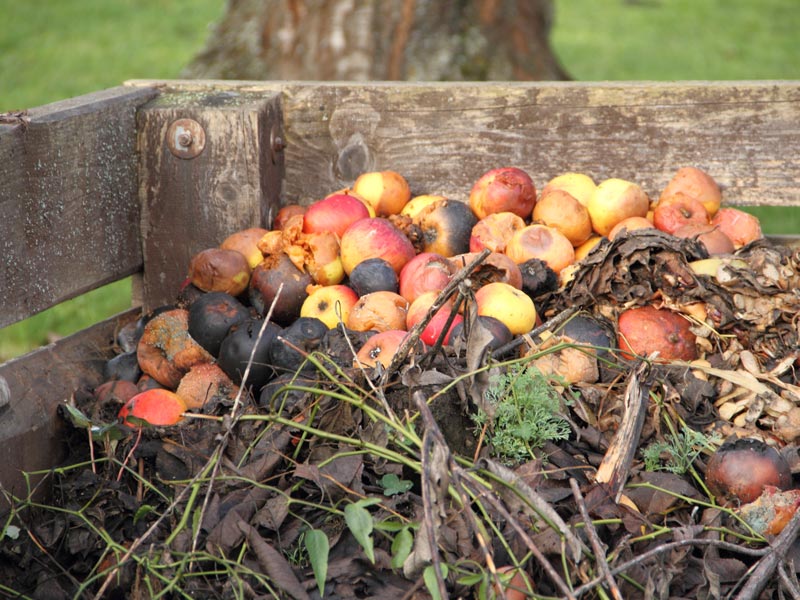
[491,304,583,357]
[735,506,800,600]
[572,538,768,597]
[594,360,651,502]
[778,561,800,600]
[380,249,490,385]
[570,478,622,600]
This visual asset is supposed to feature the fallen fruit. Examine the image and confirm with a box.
[652,192,710,235]
[505,224,576,275]
[354,330,409,369]
[188,291,251,357]
[532,188,593,247]
[492,565,534,600]
[300,284,359,329]
[398,252,454,303]
[617,305,697,361]
[469,211,526,254]
[738,486,800,536]
[710,207,764,248]
[302,193,371,238]
[587,178,650,237]
[188,248,251,296]
[347,257,399,296]
[672,222,735,255]
[269,317,329,375]
[217,318,282,390]
[475,281,537,335]
[340,217,416,276]
[273,204,306,230]
[412,197,477,257]
[249,253,313,326]
[118,389,187,427]
[220,227,269,269]
[352,170,411,216]
[347,291,409,333]
[540,171,596,207]
[176,362,239,410]
[469,167,537,220]
[705,438,792,505]
[607,216,655,241]
[659,166,722,217]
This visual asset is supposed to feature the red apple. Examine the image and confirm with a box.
[652,192,710,235]
[617,305,697,361]
[119,389,187,427]
[710,208,764,248]
[302,193,371,238]
[505,224,576,274]
[469,212,526,253]
[405,290,454,329]
[340,218,416,276]
[300,284,359,329]
[469,167,537,220]
[398,252,454,303]
[347,291,409,333]
[660,166,722,217]
[450,251,523,289]
[354,330,410,369]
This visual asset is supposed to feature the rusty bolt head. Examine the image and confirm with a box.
[167,118,205,159]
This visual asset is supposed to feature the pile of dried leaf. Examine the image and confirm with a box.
[1,233,799,599]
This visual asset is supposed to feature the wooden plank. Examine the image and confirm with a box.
[275,81,800,208]
[125,80,800,208]
[137,90,284,309]
[0,308,140,504]
[0,86,159,329]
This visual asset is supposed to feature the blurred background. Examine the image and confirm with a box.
[2,0,799,361]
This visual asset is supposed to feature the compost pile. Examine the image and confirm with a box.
[3,167,800,600]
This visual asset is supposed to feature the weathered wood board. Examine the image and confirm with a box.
[0,86,158,329]
[127,80,800,209]
[0,309,139,505]
[137,90,284,309]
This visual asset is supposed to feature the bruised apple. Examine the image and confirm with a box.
[475,282,537,335]
[176,362,238,410]
[505,224,575,274]
[188,248,251,296]
[652,193,709,235]
[710,208,764,248]
[249,253,313,325]
[532,189,593,247]
[659,166,722,217]
[399,252,454,303]
[347,291,409,332]
[587,178,650,236]
[413,198,477,256]
[469,167,536,220]
[119,389,187,427]
[541,172,597,207]
[354,330,410,369]
[672,222,735,255]
[401,194,446,219]
[300,284,359,329]
[340,218,416,276]
[303,193,371,238]
[617,305,697,361]
[352,170,411,216]
[469,212,526,253]
[220,227,269,269]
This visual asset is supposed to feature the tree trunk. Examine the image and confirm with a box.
[184,0,569,81]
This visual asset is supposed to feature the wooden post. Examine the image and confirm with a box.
[136,90,284,309]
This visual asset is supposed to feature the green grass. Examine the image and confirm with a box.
[1,0,798,361]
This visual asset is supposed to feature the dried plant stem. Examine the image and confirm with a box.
[570,478,622,600]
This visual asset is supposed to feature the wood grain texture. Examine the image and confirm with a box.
[0,86,158,329]
[127,80,800,208]
[137,90,284,309]
[0,309,139,501]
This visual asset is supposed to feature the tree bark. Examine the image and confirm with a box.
[184,0,569,81]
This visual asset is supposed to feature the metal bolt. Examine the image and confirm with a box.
[269,124,285,164]
[272,136,284,152]
[177,131,193,148]
[167,118,206,159]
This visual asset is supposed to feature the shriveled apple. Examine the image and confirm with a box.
[617,305,697,361]
[347,291,409,333]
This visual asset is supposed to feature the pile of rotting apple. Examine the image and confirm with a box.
[3,166,800,599]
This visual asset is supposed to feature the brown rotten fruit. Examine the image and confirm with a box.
[705,438,792,505]
[188,248,251,296]
[617,305,697,362]
[412,197,477,257]
[249,253,313,326]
